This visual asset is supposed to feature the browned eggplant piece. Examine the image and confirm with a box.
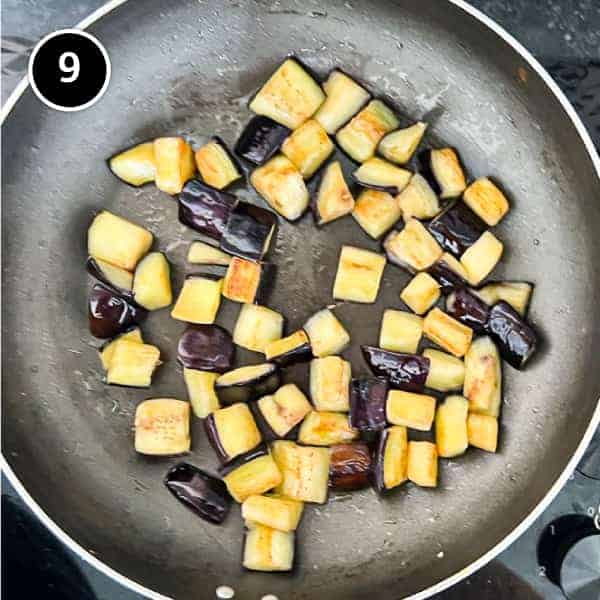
[86,257,134,300]
[446,287,491,333]
[219,201,277,262]
[329,442,372,491]
[349,377,388,434]
[178,179,238,240]
[264,330,313,367]
[215,363,280,405]
[222,257,276,305]
[164,462,232,525]
[177,324,234,373]
[235,116,291,165]
[194,136,242,190]
[428,253,469,294]
[485,301,538,369]
[427,200,487,257]
[361,346,430,393]
[371,426,408,494]
[88,284,146,339]
[418,148,467,199]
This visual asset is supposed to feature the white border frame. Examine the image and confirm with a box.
[1,1,599,599]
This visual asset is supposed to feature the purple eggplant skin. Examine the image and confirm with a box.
[177,324,235,373]
[218,443,270,476]
[417,150,441,196]
[370,429,392,494]
[219,201,277,262]
[427,200,486,257]
[86,257,135,300]
[215,365,280,406]
[349,377,388,435]
[178,179,238,240]
[351,175,399,197]
[164,462,232,525]
[235,116,291,166]
[270,341,313,368]
[204,413,232,463]
[361,346,430,393]
[485,301,538,370]
[88,284,146,339]
[329,443,372,491]
[446,287,490,333]
[428,258,468,295]
[254,262,278,305]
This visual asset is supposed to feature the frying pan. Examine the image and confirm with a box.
[2,1,600,598]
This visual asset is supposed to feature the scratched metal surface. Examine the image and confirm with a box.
[2,1,600,599]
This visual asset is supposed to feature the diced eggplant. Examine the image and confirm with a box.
[171,274,223,324]
[205,403,262,463]
[428,252,469,294]
[243,523,295,572]
[253,384,312,440]
[298,411,359,446]
[271,440,330,504]
[249,58,325,129]
[303,309,350,357]
[435,395,469,458]
[88,211,153,271]
[265,330,312,367]
[333,245,386,303]
[183,369,220,418]
[378,122,428,165]
[177,324,234,372]
[219,201,277,262]
[242,494,304,532]
[105,339,161,387]
[463,177,509,226]
[427,200,486,257]
[187,241,232,266]
[379,310,423,354]
[86,257,134,299]
[153,137,196,195]
[134,398,190,455]
[233,304,284,353]
[178,179,238,240]
[349,377,388,434]
[361,346,430,392]
[222,257,275,305]
[310,356,351,412]
[336,100,399,163]
[215,363,280,405]
[446,287,491,333]
[371,426,408,493]
[281,119,335,179]
[397,174,441,221]
[407,441,438,487]
[386,390,436,431]
[463,336,502,417]
[329,442,372,491]
[88,284,146,339]
[384,219,443,272]
[99,327,143,371]
[108,141,156,187]
[474,281,533,317]
[132,252,172,310]
[400,272,441,315]
[422,349,465,392]
[353,189,402,239]
[194,137,242,190]
[353,158,412,195]
[235,116,291,165]
[467,413,499,452]
[314,69,371,134]
[418,148,466,199]
[164,462,232,524]
[423,308,473,358]
[460,231,504,285]
[251,155,309,221]
[219,444,283,503]
[486,301,538,370]
[313,160,355,226]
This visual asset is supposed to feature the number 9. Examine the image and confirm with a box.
[59,51,80,83]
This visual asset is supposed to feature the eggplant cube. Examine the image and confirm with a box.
[353,158,412,195]
[397,174,440,221]
[371,426,408,493]
[428,252,469,293]
[407,441,438,487]
[475,281,533,316]
[265,330,312,366]
[187,241,232,266]
[249,58,325,130]
[423,349,465,392]
[194,139,241,190]
[310,356,351,412]
[86,257,134,298]
[379,310,423,354]
[171,275,223,324]
[352,189,402,239]
[223,257,262,304]
[132,252,172,310]
[349,377,388,433]
[460,231,504,286]
[435,395,469,458]
[467,413,499,453]
[256,383,312,438]
[235,116,291,166]
[314,160,355,225]
[242,494,304,532]
[89,284,146,339]
[386,390,436,431]
[446,287,491,333]
[134,398,190,455]
[271,441,330,504]
[216,363,280,405]
[281,119,335,179]
[333,245,386,304]
[106,340,161,387]
[423,308,473,357]
[421,148,466,199]
[378,122,428,165]
[88,211,153,271]
[361,346,431,392]
[153,137,195,195]
[243,523,295,572]
[183,369,220,418]
[177,324,234,373]
[303,309,350,357]
[108,141,156,187]
[463,177,509,226]
[463,336,502,417]
[384,219,443,272]
[329,442,372,491]
[99,327,143,371]
[298,411,358,446]
[400,272,441,315]
[233,304,284,353]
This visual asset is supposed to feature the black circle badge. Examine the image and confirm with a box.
[28,29,111,112]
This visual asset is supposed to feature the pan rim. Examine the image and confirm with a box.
[1,0,599,598]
